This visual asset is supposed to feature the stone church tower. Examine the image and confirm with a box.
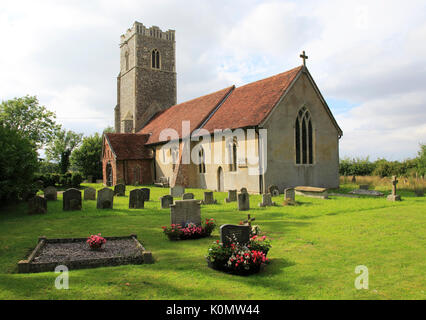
[115,21,177,133]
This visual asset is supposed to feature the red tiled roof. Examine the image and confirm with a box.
[138,86,234,145]
[200,66,303,133]
[105,133,153,160]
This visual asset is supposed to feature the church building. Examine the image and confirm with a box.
[102,21,343,193]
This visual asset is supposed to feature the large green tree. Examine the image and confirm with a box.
[0,95,60,148]
[70,133,103,179]
[0,125,39,203]
[45,129,83,174]
[416,143,426,177]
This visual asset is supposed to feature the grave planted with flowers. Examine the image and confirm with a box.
[206,223,271,276]
[162,218,216,240]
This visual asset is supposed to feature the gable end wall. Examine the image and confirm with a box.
[262,71,340,190]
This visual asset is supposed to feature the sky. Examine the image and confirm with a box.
[0,0,425,161]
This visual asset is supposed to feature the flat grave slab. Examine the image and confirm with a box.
[18,235,153,273]
[349,189,384,197]
[295,186,328,199]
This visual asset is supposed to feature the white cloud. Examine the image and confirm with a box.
[0,0,425,160]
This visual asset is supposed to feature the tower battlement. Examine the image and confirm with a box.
[116,21,177,133]
[120,21,175,46]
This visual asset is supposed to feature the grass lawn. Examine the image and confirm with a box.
[0,183,424,300]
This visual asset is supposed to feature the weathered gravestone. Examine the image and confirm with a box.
[284,188,295,202]
[97,188,114,209]
[63,188,82,211]
[202,191,217,204]
[259,193,275,207]
[114,184,126,196]
[28,196,47,215]
[170,185,185,197]
[387,176,401,201]
[182,193,194,200]
[220,224,251,247]
[129,189,145,209]
[160,195,174,209]
[359,185,369,190]
[170,199,201,226]
[351,176,356,183]
[238,192,250,211]
[44,186,57,201]
[84,187,96,200]
[140,188,150,201]
[240,187,248,194]
[268,185,279,196]
[225,190,237,203]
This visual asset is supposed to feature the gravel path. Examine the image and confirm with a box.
[33,239,140,263]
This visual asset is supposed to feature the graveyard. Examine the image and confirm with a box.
[0,182,424,299]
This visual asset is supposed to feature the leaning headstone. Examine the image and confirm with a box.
[387,176,401,201]
[182,193,194,200]
[44,186,57,201]
[63,188,82,211]
[220,224,251,246]
[170,185,185,197]
[238,192,250,211]
[170,199,201,226]
[202,191,217,204]
[129,189,145,209]
[160,195,174,209]
[258,193,275,207]
[268,185,279,195]
[114,184,125,196]
[97,188,114,209]
[225,190,237,203]
[284,188,295,202]
[84,187,96,200]
[140,188,150,201]
[28,196,47,215]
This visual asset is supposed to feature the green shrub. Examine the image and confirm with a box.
[71,172,83,188]
[59,175,70,187]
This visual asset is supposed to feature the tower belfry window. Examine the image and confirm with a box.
[152,49,160,69]
[295,107,314,164]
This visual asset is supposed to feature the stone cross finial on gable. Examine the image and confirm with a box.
[300,50,308,67]
[243,214,256,227]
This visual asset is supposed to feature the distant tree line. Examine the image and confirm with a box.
[0,95,113,204]
[340,145,426,178]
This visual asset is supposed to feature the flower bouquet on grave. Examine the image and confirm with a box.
[247,235,271,256]
[87,233,107,250]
